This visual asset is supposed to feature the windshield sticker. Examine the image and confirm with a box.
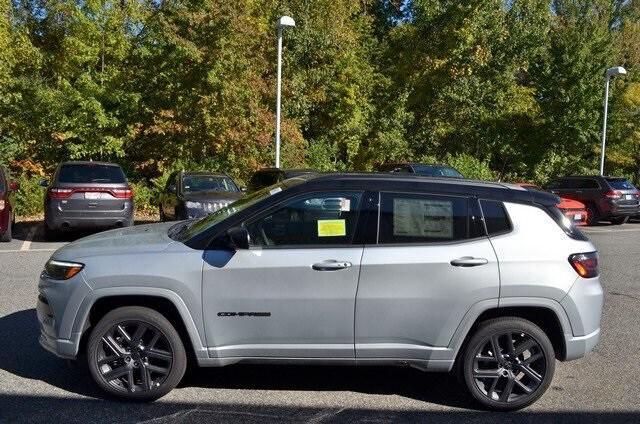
[393,198,453,239]
[317,219,346,237]
[269,187,283,195]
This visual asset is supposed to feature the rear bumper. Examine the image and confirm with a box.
[45,202,133,230]
[601,202,640,217]
[564,328,600,361]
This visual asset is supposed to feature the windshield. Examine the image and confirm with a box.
[169,178,305,242]
[58,164,126,184]
[182,175,238,193]
[412,165,464,178]
[606,178,636,190]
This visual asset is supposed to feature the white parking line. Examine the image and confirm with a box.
[20,225,38,251]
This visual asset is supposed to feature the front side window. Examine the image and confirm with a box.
[378,193,469,243]
[480,200,512,235]
[245,191,363,247]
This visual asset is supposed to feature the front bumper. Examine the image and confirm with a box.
[564,328,600,361]
[37,271,92,359]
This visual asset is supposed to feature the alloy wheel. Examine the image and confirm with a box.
[95,321,174,393]
[471,331,546,404]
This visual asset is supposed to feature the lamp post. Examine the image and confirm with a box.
[275,16,295,169]
[599,66,627,176]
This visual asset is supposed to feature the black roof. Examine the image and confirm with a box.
[59,161,122,167]
[181,171,229,177]
[294,172,559,206]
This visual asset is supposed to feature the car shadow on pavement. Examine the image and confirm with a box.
[11,219,160,243]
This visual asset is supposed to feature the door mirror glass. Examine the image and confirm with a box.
[8,181,19,191]
[227,227,250,250]
[38,179,49,188]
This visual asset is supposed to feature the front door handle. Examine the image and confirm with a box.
[312,260,352,271]
[450,257,488,267]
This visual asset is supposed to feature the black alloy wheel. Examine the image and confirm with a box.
[87,307,186,401]
[463,318,555,411]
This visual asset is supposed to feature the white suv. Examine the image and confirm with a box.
[37,174,603,410]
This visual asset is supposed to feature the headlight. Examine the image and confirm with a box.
[44,259,84,280]
[185,201,202,209]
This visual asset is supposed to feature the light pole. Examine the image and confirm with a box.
[275,15,295,168]
[599,66,627,176]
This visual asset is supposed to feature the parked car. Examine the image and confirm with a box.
[518,183,588,226]
[377,162,464,178]
[247,168,317,191]
[38,173,602,410]
[546,175,640,225]
[41,161,134,238]
[159,171,243,221]
[0,166,19,242]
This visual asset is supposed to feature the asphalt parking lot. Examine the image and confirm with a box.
[1,221,639,423]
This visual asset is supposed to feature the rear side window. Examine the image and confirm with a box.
[547,178,573,189]
[378,193,469,243]
[577,178,600,189]
[57,164,126,184]
[606,178,635,190]
[480,200,511,235]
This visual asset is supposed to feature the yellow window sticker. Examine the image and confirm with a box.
[317,219,346,237]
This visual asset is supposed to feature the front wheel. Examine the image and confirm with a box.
[87,306,187,401]
[462,317,555,411]
[610,216,628,225]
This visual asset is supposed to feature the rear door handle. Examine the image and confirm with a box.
[450,257,488,267]
[312,260,352,271]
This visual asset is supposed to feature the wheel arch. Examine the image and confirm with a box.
[76,288,208,363]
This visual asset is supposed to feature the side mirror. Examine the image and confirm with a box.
[227,227,250,250]
[167,184,177,194]
[8,181,19,191]
[38,179,49,188]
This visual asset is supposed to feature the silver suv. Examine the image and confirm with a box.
[37,174,603,410]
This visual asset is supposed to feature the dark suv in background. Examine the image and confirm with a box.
[0,166,19,242]
[159,171,243,221]
[41,161,134,238]
[377,163,464,178]
[546,175,640,225]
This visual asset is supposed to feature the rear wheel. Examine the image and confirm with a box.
[585,205,599,226]
[610,216,628,225]
[462,318,555,411]
[86,306,187,401]
[43,223,59,241]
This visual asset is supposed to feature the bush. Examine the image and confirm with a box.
[444,153,495,181]
[130,181,156,214]
[15,174,45,217]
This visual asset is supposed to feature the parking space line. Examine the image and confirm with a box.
[20,225,38,251]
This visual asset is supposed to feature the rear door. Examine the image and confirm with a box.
[355,192,499,360]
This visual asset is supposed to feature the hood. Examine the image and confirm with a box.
[182,191,243,202]
[52,222,176,261]
[558,197,586,209]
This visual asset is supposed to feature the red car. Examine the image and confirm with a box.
[0,166,19,241]
[518,183,588,226]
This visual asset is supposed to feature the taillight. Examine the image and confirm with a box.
[0,200,4,211]
[568,252,599,278]
[605,190,622,199]
[48,188,73,199]
[112,188,133,199]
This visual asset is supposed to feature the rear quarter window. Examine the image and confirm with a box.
[480,200,512,236]
[606,178,636,190]
[57,164,127,184]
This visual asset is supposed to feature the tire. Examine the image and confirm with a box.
[86,306,187,401]
[585,204,599,226]
[461,317,555,411]
[159,206,165,222]
[0,214,11,242]
[610,216,628,225]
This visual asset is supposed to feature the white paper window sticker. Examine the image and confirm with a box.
[340,198,351,212]
[393,198,453,239]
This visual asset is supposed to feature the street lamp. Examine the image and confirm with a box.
[599,66,627,176]
[274,15,295,168]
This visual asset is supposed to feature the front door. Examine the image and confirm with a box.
[202,190,365,359]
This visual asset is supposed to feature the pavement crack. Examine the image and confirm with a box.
[609,291,640,302]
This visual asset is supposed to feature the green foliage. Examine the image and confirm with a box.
[15,175,44,217]
[3,0,640,216]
